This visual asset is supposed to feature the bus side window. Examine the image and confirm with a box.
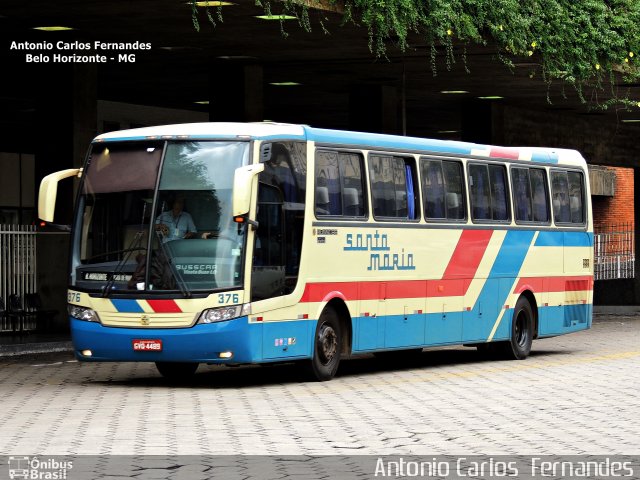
[340,152,366,217]
[512,167,533,222]
[567,171,585,223]
[551,171,572,223]
[469,164,492,220]
[442,160,466,220]
[370,154,418,220]
[530,168,549,222]
[470,163,510,223]
[512,167,549,224]
[421,158,466,222]
[315,150,366,218]
[489,164,509,221]
[315,151,341,215]
[422,159,446,219]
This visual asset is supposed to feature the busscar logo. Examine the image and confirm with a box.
[8,457,73,480]
[139,314,150,326]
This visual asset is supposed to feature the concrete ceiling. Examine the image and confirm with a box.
[1,0,639,141]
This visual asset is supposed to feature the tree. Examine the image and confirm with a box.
[191,0,640,106]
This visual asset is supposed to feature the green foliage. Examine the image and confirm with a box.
[190,0,640,104]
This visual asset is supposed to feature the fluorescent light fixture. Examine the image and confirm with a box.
[621,119,640,123]
[437,130,460,134]
[255,14,296,20]
[191,1,235,6]
[478,96,504,100]
[440,90,468,94]
[269,81,301,86]
[32,26,73,31]
[217,55,257,60]
[159,46,202,52]
[194,100,210,105]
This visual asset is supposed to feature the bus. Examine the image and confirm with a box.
[39,122,593,381]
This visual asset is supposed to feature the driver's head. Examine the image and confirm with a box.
[172,195,185,214]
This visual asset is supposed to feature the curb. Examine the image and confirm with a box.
[0,341,73,357]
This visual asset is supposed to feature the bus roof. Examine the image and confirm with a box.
[93,122,585,165]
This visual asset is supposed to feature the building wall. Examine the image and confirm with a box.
[592,166,635,232]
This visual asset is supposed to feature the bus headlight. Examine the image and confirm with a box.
[68,305,100,322]
[198,304,250,324]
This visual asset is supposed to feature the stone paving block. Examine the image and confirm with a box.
[0,318,638,459]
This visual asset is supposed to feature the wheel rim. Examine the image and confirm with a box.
[317,323,338,365]
[514,310,528,347]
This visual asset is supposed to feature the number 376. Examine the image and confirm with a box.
[218,293,239,304]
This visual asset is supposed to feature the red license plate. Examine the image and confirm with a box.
[132,339,163,351]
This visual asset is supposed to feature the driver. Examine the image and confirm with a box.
[155,194,198,242]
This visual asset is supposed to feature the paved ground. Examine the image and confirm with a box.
[0,316,638,456]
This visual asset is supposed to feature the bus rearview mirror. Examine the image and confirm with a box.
[38,168,82,223]
[232,163,265,218]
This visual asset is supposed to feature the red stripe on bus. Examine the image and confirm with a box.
[146,299,182,313]
[301,281,427,302]
[489,147,520,160]
[442,230,493,285]
[302,279,465,302]
[301,274,593,304]
[514,275,593,293]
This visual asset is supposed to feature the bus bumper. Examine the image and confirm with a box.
[70,316,261,363]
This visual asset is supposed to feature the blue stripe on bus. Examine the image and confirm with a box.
[535,231,593,247]
[530,151,559,163]
[110,299,144,313]
[465,230,536,341]
[306,128,476,155]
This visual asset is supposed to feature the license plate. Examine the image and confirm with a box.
[132,339,163,351]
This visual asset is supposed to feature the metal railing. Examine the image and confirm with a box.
[0,225,37,331]
[594,223,635,281]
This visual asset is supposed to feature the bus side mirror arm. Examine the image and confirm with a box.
[232,164,265,218]
[38,168,83,223]
[234,215,259,231]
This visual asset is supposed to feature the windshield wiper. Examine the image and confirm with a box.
[154,230,192,298]
[102,230,145,297]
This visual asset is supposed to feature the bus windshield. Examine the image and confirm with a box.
[73,140,250,293]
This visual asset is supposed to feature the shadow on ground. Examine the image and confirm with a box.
[88,346,572,389]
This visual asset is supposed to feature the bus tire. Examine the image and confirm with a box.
[307,306,342,381]
[155,361,199,379]
[499,296,534,360]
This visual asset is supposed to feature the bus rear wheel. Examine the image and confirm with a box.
[155,361,199,379]
[307,306,342,381]
[499,296,534,360]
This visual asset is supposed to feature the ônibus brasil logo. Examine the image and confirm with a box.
[8,457,73,480]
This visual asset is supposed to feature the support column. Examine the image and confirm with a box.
[34,63,96,332]
[209,63,264,122]
[349,85,399,134]
[35,63,97,224]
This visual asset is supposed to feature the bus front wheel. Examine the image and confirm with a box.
[155,361,199,379]
[307,306,342,381]
[500,296,534,360]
